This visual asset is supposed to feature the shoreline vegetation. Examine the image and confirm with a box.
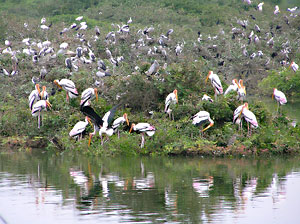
[0,0,300,156]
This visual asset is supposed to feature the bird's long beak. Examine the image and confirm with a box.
[36,84,41,95]
[94,88,98,102]
[205,72,211,84]
[124,113,129,126]
[202,122,214,132]
[174,89,178,103]
[129,123,135,133]
[54,80,62,89]
[272,93,274,100]
[46,100,52,109]
[87,117,93,127]
[289,62,293,68]
[41,86,46,99]
[88,133,93,147]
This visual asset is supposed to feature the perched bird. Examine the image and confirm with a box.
[257,2,264,11]
[129,123,156,148]
[224,79,238,95]
[40,66,47,79]
[205,71,223,99]
[233,103,248,131]
[99,105,120,145]
[112,113,130,138]
[164,89,178,120]
[237,79,246,102]
[40,86,48,100]
[80,87,98,107]
[28,84,41,110]
[69,116,92,140]
[289,61,299,72]
[65,58,72,71]
[31,100,52,129]
[202,94,213,102]
[53,79,78,102]
[97,59,107,71]
[96,70,111,78]
[274,5,280,14]
[80,105,103,146]
[76,16,83,21]
[191,111,214,136]
[241,103,258,136]
[145,60,159,75]
[272,88,287,112]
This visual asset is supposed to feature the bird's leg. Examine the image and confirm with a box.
[100,134,104,145]
[41,113,43,127]
[140,133,145,148]
[247,122,250,136]
[172,112,174,121]
[214,89,217,101]
[66,92,69,103]
[38,111,40,129]
[117,130,120,139]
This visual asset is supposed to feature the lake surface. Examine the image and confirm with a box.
[1,151,300,224]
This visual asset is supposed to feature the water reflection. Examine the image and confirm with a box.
[0,151,300,223]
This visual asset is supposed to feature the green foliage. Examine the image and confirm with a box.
[259,69,300,97]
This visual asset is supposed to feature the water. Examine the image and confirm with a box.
[1,151,300,224]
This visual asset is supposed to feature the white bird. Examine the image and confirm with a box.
[257,2,264,11]
[31,100,51,129]
[241,104,258,136]
[60,42,69,49]
[28,84,41,110]
[233,103,248,131]
[112,113,130,138]
[129,123,156,148]
[5,40,11,46]
[224,79,238,95]
[237,79,246,102]
[96,70,111,78]
[69,117,92,140]
[164,89,178,120]
[274,5,280,14]
[205,71,223,99]
[202,94,213,102]
[80,88,98,107]
[53,79,78,102]
[76,16,83,21]
[40,24,50,30]
[40,86,48,100]
[145,60,159,75]
[289,61,299,72]
[191,111,214,136]
[272,88,287,112]
[127,17,132,24]
[41,17,46,24]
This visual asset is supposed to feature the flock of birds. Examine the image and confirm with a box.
[27,67,287,148]
[1,1,298,149]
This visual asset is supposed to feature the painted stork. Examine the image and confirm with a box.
[191,111,214,136]
[99,105,120,145]
[80,88,98,107]
[272,88,287,113]
[233,103,248,131]
[224,79,238,95]
[69,116,92,140]
[112,113,130,138]
[28,84,41,110]
[237,79,246,102]
[205,71,223,99]
[241,103,258,136]
[40,86,48,100]
[80,105,103,146]
[165,89,178,120]
[129,123,156,148]
[31,100,51,129]
[53,79,78,102]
